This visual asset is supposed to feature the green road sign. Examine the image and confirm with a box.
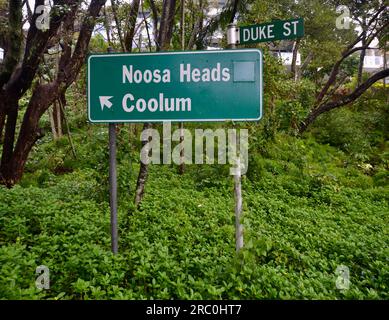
[87,49,262,123]
[239,18,304,44]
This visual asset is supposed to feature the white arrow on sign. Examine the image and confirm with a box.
[99,96,113,111]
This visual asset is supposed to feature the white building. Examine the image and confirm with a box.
[363,47,387,73]
[273,51,301,68]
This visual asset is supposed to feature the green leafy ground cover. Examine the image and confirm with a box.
[0,128,387,299]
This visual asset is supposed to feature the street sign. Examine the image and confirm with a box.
[87,49,262,123]
[238,18,304,45]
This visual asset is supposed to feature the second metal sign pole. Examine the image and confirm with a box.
[227,24,244,253]
[108,47,118,254]
[109,122,118,254]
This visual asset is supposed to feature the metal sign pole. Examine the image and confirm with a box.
[107,47,118,254]
[227,24,244,253]
[227,23,240,48]
[109,122,118,254]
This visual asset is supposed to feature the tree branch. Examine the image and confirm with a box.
[316,18,388,105]
[59,0,107,87]
[124,0,140,52]
[5,0,77,99]
[111,0,126,51]
[300,68,389,133]
[148,0,159,45]
[157,0,176,51]
[0,0,23,90]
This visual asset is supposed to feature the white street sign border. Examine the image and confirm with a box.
[87,49,263,123]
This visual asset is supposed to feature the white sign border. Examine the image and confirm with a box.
[87,49,263,123]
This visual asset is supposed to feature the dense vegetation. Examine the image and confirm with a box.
[0,0,388,300]
[0,80,388,299]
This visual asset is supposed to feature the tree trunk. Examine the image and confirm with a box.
[48,108,58,140]
[291,39,300,82]
[0,0,106,187]
[0,96,19,171]
[157,0,177,51]
[134,122,152,206]
[103,4,112,46]
[0,83,57,186]
[124,0,140,52]
[0,0,22,89]
[179,122,185,174]
[357,47,366,86]
[382,47,389,89]
[148,0,159,42]
[296,51,313,81]
[357,21,367,87]
[0,110,5,143]
[111,0,126,51]
[134,0,176,207]
[53,100,63,138]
